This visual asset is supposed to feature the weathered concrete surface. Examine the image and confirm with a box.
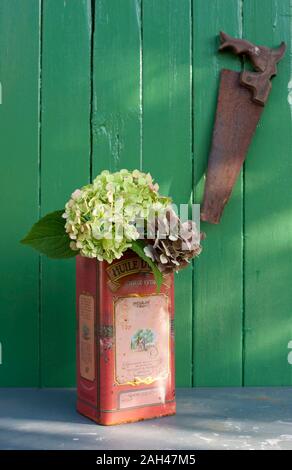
[0,388,292,450]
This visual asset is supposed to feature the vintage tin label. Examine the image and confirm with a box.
[114,294,170,386]
[119,388,165,409]
[106,257,151,291]
[79,294,95,381]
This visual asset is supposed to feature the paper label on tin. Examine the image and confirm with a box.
[79,294,95,381]
[114,294,170,385]
[119,388,165,409]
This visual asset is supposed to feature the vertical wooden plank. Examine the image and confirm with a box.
[92,0,141,175]
[0,0,40,386]
[193,0,243,386]
[41,0,91,386]
[244,0,292,385]
[143,0,193,386]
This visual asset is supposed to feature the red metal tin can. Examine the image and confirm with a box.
[76,250,176,425]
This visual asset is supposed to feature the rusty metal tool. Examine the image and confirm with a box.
[200,31,286,224]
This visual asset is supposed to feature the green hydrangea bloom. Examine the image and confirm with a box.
[62,169,171,263]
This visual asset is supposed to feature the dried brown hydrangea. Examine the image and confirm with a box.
[143,209,203,274]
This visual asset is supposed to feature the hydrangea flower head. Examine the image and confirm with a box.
[62,169,171,263]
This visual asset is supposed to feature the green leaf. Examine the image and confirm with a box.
[20,210,78,259]
[131,240,163,292]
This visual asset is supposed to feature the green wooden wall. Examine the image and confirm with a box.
[0,0,291,387]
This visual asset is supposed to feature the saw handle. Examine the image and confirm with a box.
[219,31,286,105]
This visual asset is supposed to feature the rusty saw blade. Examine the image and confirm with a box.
[200,32,286,224]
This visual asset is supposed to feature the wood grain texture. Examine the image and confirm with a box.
[0,0,40,386]
[0,0,291,388]
[92,0,142,175]
[243,0,292,385]
[143,0,193,386]
[41,0,91,386]
[192,0,243,386]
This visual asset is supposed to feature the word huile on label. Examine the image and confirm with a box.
[76,250,176,425]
